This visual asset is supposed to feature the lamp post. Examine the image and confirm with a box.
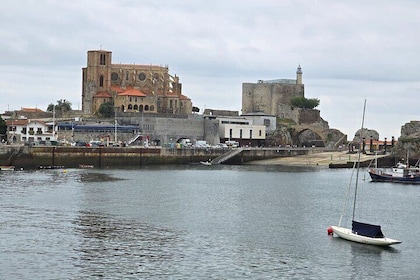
[114,107,118,143]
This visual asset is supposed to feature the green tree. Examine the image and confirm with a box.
[98,102,115,118]
[290,96,320,109]
[47,99,72,114]
[0,116,6,136]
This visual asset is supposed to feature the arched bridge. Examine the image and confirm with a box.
[291,124,347,148]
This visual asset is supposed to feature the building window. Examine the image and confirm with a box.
[145,105,149,111]
[128,104,133,110]
[125,72,129,80]
[240,129,243,139]
[134,105,138,110]
[100,54,106,65]
[259,130,262,136]
[264,119,270,127]
[99,75,104,87]
[169,100,173,108]
[250,130,253,139]
[229,129,232,139]
[139,105,143,112]
[150,105,154,111]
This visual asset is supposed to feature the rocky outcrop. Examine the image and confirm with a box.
[396,121,420,160]
[353,128,379,143]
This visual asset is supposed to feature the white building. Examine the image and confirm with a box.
[5,118,55,144]
[205,115,266,147]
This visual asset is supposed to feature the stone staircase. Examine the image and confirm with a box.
[211,148,243,165]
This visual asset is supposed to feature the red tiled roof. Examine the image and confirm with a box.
[110,85,125,93]
[5,119,29,126]
[20,107,45,113]
[118,87,146,97]
[94,91,112,98]
[179,94,191,100]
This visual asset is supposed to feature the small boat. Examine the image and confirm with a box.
[39,165,65,169]
[0,165,15,171]
[79,164,94,169]
[329,100,401,246]
[331,222,401,246]
[200,160,212,166]
[368,161,420,184]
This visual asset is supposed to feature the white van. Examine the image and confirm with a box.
[225,140,239,148]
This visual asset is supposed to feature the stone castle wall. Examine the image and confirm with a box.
[242,82,304,116]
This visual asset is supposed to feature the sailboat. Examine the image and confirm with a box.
[329,100,401,246]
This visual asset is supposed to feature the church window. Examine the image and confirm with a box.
[100,54,106,65]
[99,75,104,87]
[128,104,133,110]
[150,105,154,111]
[125,72,129,80]
[139,105,143,112]
[145,105,149,111]
[134,104,138,110]
[169,100,173,108]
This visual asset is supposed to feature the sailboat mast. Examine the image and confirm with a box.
[352,99,367,221]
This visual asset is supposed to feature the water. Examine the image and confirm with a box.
[0,165,418,279]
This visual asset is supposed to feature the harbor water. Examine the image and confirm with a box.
[0,165,418,279]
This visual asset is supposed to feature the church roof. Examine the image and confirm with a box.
[94,91,112,98]
[118,87,147,97]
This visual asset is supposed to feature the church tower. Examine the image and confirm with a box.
[296,65,303,85]
[82,50,112,114]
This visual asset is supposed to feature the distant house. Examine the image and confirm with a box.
[5,118,53,144]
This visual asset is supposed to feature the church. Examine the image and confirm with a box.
[82,50,192,115]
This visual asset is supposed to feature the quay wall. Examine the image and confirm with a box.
[0,145,310,169]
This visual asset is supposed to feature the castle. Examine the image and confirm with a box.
[242,65,304,118]
[82,50,192,115]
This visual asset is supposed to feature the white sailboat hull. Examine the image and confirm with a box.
[331,226,401,246]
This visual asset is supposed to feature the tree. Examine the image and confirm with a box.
[290,96,320,109]
[47,99,72,114]
[98,102,114,118]
[0,116,6,137]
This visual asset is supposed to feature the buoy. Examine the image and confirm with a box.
[327,227,333,235]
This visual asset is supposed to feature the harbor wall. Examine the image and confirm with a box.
[0,145,309,169]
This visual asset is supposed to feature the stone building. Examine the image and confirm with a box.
[242,65,304,117]
[82,50,192,115]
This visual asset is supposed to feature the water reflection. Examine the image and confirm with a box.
[72,211,185,277]
[347,240,400,279]
[77,172,124,183]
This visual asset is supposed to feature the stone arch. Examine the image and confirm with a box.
[294,127,325,147]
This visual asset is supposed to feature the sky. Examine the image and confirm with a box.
[1,0,419,139]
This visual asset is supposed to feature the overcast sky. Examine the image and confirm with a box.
[1,0,419,139]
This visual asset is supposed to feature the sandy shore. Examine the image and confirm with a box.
[247,150,383,167]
